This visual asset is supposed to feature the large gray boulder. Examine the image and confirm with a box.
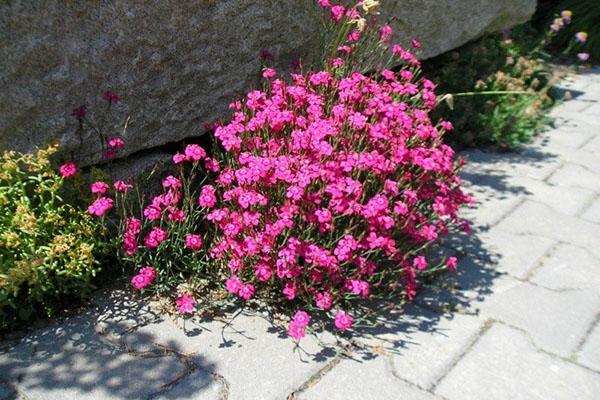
[0,0,536,165]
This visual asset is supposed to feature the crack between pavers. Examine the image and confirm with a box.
[382,353,450,400]
[96,320,225,400]
[286,343,351,400]
[429,318,495,393]
[576,192,600,220]
[571,311,600,363]
[493,320,600,376]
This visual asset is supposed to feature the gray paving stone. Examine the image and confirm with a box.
[496,200,600,258]
[530,243,600,290]
[460,185,522,227]
[584,135,600,155]
[555,148,600,175]
[121,312,337,400]
[476,174,595,216]
[548,163,600,192]
[0,318,190,400]
[474,276,600,357]
[476,229,556,279]
[154,369,222,400]
[463,148,562,181]
[538,127,595,152]
[352,307,484,390]
[435,324,600,400]
[578,321,600,372]
[581,196,600,223]
[298,356,439,400]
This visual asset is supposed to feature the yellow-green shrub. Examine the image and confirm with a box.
[0,144,106,330]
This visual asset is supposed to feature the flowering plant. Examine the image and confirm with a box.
[201,0,472,339]
[0,144,107,330]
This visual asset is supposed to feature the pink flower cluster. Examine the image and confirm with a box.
[208,51,471,337]
[131,266,157,290]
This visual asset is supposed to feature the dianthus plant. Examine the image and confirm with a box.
[207,5,472,339]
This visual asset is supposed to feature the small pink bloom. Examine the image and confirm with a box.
[91,181,109,195]
[71,105,87,120]
[162,175,181,189]
[131,274,151,290]
[447,256,458,272]
[114,180,133,192]
[175,293,195,314]
[184,144,206,161]
[59,162,77,178]
[139,266,157,280]
[173,153,187,164]
[239,283,255,300]
[575,32,588,44]
[185,234,203,250]
[262,68,276,79]
[578,52,590,61]
[411,39,422,49]
[259,49,273,60]
[107,137,125,149]
[199,185,217,208]
[317,0,331,7]
[334,311,353,331]
[413,255,427,271]
[287,324,306,341]
[292,311,311,328]
[315,292,333,310]
[103,149,118,160]
[101,90,120,104]
[226,275,243,294]
[330,5,345,22]
[88,197,113,217]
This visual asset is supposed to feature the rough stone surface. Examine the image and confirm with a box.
[0,0,536,166]
[435,324,600,400]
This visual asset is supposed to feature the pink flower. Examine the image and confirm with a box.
[162,175,181,189]
[185,234,203,250]
[239,283,255,300]
[103,149,118,160]
[173,153,187,164]
[575,32,588,44]
[88,197,113,217]
[561,10,572,23]
[287,324,306,341]
[259,49,273,60]
[101,90,120,104]
[59,162,77,178]
[379,25,393,42]
[204,157,221,172]
[199,185,217,208]
[131,266,157,290]
[334,311,353,331]
[107,137,125,149]
[292,311,311,328]
[226,275,243,294]
[282,282,297,300]
[317,0,331,7]
[184,144,206,161]
[413,255,427,270]
[144,205,162,221]
[139,266,157,280]
[71,105,87,120]
[446,256,458,272]
[330,5,345,22]
[175,293,195,314]
[262,68,277,79]
[144,227,168,248]
[316,292,333,310]
[91,181,110,195]
[131,274,152,290]
[411,39,422,49]
[578,53,590,61]
[114,180,133,192]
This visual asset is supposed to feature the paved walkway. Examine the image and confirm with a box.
[1,69,600,400]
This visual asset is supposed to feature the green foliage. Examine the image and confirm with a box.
[0,144,107,331]
[424,28,555,149]
[549,0,599,63]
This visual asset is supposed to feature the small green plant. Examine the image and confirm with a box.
[425,26,555,149]
[0,143,107,331]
